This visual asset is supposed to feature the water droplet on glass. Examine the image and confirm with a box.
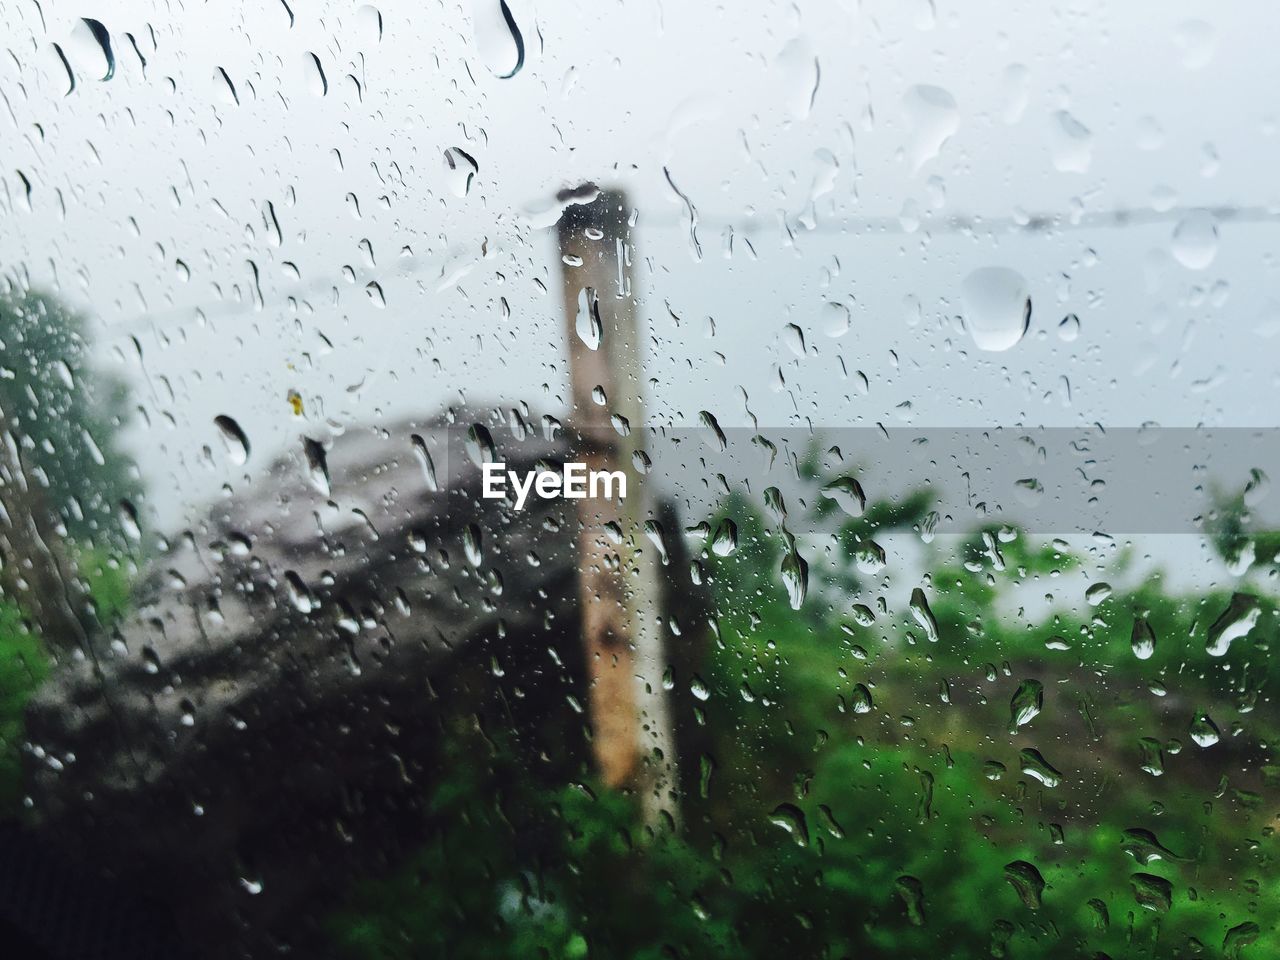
[711,519,737,557]
[473,0,525,79]
[304,52,328,96]
[903,85,959,171]
[1131,616,1156,660]
[214,415,250,465]
[463,524,483,567]
[1019,747,1062,787]
[895,876,926,926]
[1050,110,1092,173]
[356,5,384,43]
[302,437,330,497]
[820,476,866,517]
[1224,922,1261,960]
[68,18,114,82]
[1189,711,1221,747]
[410,434,439,491]
[851,683,873,714]
[699,410,727,452]
[1009,679,1043,733]
[1003,860,1045,910]
[444,147,479,198]
[776,37,820,120]
[1057,313,1080,342]
[215,66,239,106]
[821,301,851,338]
[465,424,497,466]
[781,543,808,610]
[1085,581,1112,606]
[782,323,806,357]
[1205,592,1260,656]
[768,802,808,847]
[1174,19,1216,70]
[961,267,1030,351]
[1130,873,1172,913]
[644,520,671,566]
[119,499,142,541]
[1171,210,1219,270]
[574,288,602,350]
[909,588,940,643]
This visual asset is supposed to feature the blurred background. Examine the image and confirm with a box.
[0,0,1278,957]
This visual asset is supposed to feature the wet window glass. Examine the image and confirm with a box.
[1,3,1277,958]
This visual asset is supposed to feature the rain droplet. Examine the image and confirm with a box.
[1057,313,1080,342]
[895,876,926,926]
[1131,616,1156,660]
[302,437,330,496]
[768,803,808,847]
[463,524,483,567]
[1189,711,1220,747]
[574,288,602,350]
[776,37,820,120]
[854,540,886,574]
[304,52,328,96]
[1139,737,1165,776]
[1121,828,1184,864]
[1130,873,1172,913]
[820,476,866,517]
[851,683,873,714]
[119,499,142,541]
[782,323,806,357]
[1019,747,1062,788]
[644,520,671,566]
[443,147,479,198]
[1050,110,1092,173]
[711,519,737,557]
[214,415,250,465]
[903,84,959,171]
[465,424,497,466]
[1205,592,1260,656]
[410,434,439,491]
[283,571,314,614]
[961,267,1031,351]
[50,44,76,96]
[699,410,727,452]
[1224,922,1261,960]
[1174,19,1216,70]
[781,543,808,610]
[1009,679,1043,733]
[1085,581,1112,606]
[215,66,239,106]
[909,588,940,643]
[1172,210,1219,270]
[366,280,386,307]
[68,18,114,82]
[356,5,383,43]
[473,0,525,79]
[821,301,851,338]
[1003,861,1045,910]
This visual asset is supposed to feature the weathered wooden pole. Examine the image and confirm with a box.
[557,188,677,827]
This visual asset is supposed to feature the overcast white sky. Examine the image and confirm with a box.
[3,0,1279,547]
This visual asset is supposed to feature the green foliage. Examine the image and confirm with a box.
[329,482,1280,959]
[0,284,138,546]
[0,550,131,818]
[0,601,48,817]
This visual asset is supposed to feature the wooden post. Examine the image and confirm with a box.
[557,188,677,827]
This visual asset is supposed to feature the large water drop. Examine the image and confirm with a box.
[961,267,1031,351]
